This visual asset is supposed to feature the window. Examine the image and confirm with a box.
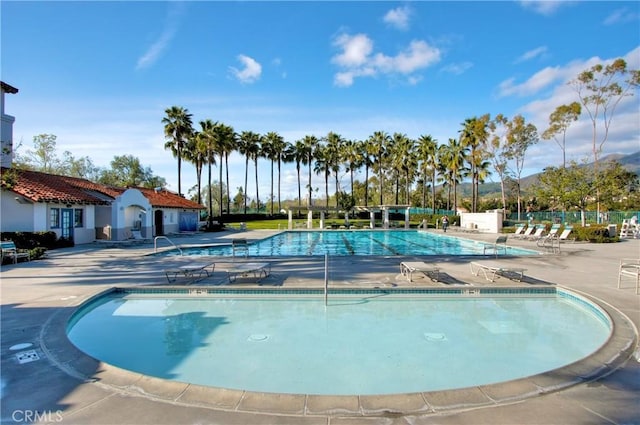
[74,209,83,227]
[50,208,60,228]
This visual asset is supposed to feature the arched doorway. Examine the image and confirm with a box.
[154,210,164,236]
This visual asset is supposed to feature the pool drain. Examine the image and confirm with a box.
[15,350,40,364]
[424,333,447,342]
[248,334,269,341]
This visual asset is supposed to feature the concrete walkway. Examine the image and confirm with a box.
[1,229,638,424]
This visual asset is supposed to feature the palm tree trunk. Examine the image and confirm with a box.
[244,157,249,214]
[225,153,230,214]
[296,162,302,208]
[254,159,260,213]
[219,153,224,216]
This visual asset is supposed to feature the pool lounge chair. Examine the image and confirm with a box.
[515,225,536,239]
[512,223,526,237]
[557,226,574,242]
[483,235,508,257]
[470,261,526,282]
[232,239,249,257]
[1,241,30,264]
[226,262,271,283]
[400,261,440,282]
[617,258,640,294]
[525,226,546,240]
[165,262,215,283]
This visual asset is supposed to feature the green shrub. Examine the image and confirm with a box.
[572,225,619,243]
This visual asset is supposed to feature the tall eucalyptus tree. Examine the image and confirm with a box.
[162,106,193,197]
[504,115,539,221]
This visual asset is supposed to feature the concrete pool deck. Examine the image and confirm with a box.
[1,229,638,424]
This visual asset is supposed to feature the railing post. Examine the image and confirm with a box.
[324,253,328,306]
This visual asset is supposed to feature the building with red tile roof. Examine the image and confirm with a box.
[1,167,205,244]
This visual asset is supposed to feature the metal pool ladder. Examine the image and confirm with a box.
[154,236,183,255]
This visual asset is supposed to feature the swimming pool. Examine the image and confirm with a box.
[167,230,538,257]
[67,287,611,396]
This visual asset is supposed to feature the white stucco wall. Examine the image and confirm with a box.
[460,211,504,233]
[0,191,34,231]
[110,189,152,240]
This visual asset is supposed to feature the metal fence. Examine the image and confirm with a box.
[506,210,640,225]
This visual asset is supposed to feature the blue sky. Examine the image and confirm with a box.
[2,1,639,200]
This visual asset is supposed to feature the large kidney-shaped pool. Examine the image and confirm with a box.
[67,287,611,396]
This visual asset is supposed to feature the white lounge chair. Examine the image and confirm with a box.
[483,235,508,257]
[512,223,526,237]
[470,261,526,282]
[557,226,574,242]
[400,261,440,282]
[515,225,536,239]
[526,226,546,241]
[617,258,640,294]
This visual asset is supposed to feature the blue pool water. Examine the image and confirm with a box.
[169,230,538,257]
[67,288,611,395]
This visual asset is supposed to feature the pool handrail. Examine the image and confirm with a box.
[154,236,183,255]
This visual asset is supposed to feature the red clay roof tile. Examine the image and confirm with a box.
[1,168,204,209]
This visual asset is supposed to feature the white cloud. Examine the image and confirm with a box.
[440,62,473,75]
[383,6,411,30]
[135,3,185,70]
[515,46,549,63]
[518,1,567,16]
[497,65,567,97]
[332,33,374,67]
[603,8,639,25]
[331,33,441,87]
[229,54,262,84]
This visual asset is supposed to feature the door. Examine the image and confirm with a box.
[154,210,164,236]
[61,208,74,241]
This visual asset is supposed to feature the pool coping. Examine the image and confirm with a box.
[42,284,638,418]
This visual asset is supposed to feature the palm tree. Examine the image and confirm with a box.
[285,139,307,208]
[184,129,203,204]
[460,115,490,212]
[162,106,193,196]
[359,139,373,206]
[439,138,468,214]
[263,131,286,214]
[417,134,438,211]
[213,122,235,216]
[368,131,390,205]
[325,132,344,207]
[313,143,331,208]
[302,135,319,206]
[196,119,217,223]
[237,131,261,214]
[389,133,415,204]
[343,139,363,200]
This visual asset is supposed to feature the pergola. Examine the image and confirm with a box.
[281,204,412,230]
